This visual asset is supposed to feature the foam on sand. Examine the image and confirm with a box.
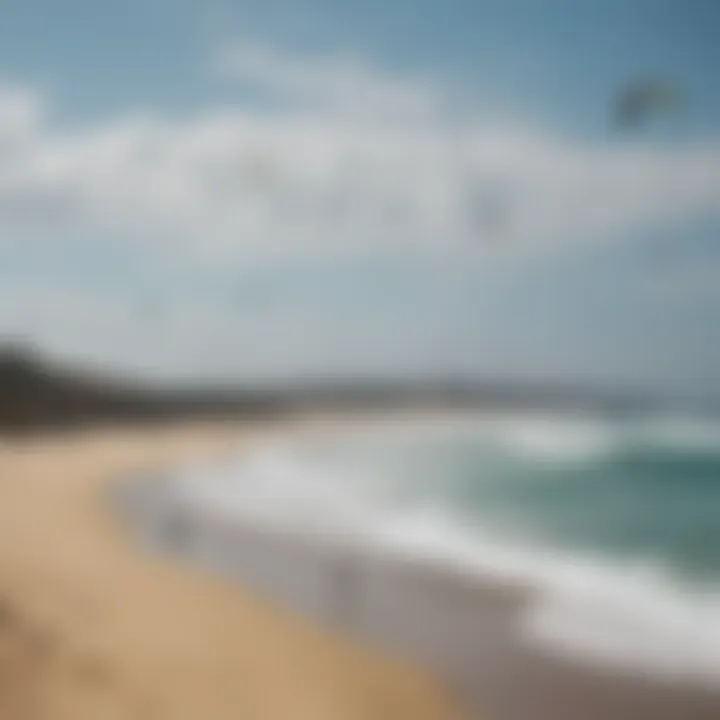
[122,415,720,689]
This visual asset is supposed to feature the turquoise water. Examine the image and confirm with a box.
[300,417,720,586]
[419,435,720,582]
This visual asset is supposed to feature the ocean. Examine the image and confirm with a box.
[154,412,720,686]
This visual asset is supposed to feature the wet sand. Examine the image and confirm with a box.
[0,422,463,720]
[354,558,720,720]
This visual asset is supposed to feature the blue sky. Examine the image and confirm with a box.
[0,0,718,392]
[3,0,719,133]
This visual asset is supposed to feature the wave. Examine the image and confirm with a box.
[525,558,720,685]
[160,414,720,686]
[367,503,720,685]
[317,413,720,464]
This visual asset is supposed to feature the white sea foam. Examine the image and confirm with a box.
[525,559,720,684]
[143,414,720,686]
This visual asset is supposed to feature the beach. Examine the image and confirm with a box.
[3,415,720,720]
[0,421,463,720]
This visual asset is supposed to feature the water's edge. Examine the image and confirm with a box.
[110,466,720,720]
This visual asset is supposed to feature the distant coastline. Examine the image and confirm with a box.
[0,342,714,435]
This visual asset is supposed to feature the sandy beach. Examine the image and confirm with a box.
[0,421,463,720]
[4,416,720,720]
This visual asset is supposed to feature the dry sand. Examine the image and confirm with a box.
[0,421,464,720]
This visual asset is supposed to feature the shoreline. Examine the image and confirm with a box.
[116,415,720,720]
[121,492,720,719]
[0,421,463,720]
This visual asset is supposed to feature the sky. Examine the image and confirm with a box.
[0,0,719,393]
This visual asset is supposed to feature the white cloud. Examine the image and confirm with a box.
[0,89,717,267]
[0,83,42,145]
[216,40,446,123]
[0,51,716,270]
[0,43,718,365]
